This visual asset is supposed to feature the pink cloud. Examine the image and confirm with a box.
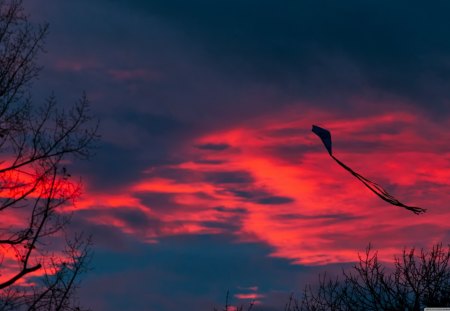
[60,104,450,265]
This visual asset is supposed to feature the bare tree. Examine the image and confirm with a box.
[0,0,97,310]
[291,243,450,311]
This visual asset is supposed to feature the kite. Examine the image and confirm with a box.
[312,125,426,215]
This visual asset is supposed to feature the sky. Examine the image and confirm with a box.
[19,0,450,310]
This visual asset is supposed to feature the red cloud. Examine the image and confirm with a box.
[69,107,450,265]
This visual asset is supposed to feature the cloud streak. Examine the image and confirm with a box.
[68,107,450,267]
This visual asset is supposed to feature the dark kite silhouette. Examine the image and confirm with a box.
[312,125,426,215]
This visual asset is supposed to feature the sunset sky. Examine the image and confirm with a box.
[24,1,450,310]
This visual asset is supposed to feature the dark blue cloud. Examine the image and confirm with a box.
[204,171,254,184]
[116,111,188,136]
[136,192,184,214]
[228,190,256,199]
[72,140,184,192]
[74,208,165,237]
[195,143,230,151]
[214,206,247,214]
[77,233,347,311]
[226,188,295,206]
[30,0,450,134]
[101,0,450,115]
[256,196,295,205]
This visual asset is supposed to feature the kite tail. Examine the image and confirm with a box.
[331,155,427,215]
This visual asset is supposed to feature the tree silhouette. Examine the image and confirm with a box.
[291,243,450,311]
[0,1,97,309]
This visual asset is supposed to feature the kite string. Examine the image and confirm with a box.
[330,155,426,215]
